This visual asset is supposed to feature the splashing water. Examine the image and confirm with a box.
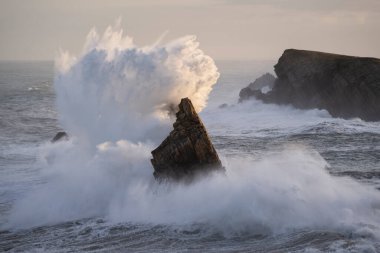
[4,22,380,247]
[55,20,219,145]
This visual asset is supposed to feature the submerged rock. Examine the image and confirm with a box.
[218,103,229,109]
[51,131,68,142]
[240,49,380,121]
[239,73,276,102]
[151,98,224,182]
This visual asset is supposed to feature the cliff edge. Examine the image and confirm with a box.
[240,49,380,121]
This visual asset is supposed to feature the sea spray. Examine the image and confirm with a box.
[4,22,380,242]
[54,20,219,146]
[7,140,380,239]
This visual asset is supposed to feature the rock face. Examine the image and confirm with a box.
[151,98,224,182]
[51,131,68,142]
[240,49,380,121]
[239,73,276,102]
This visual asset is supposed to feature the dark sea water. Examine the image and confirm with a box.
[1,61,380,252]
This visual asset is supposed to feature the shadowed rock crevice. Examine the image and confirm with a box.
[151,98,224,182]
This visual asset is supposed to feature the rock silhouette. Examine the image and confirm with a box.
[51,131,68,142]
[239,73,276,102]
[151,98,224,182]
[240,49,380,121]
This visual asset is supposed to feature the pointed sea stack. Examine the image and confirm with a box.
[151,98,224,182]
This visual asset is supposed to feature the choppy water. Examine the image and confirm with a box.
[1,60,380,252]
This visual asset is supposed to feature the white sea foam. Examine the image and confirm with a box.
[5,21,380,244]
[7,141,380,240]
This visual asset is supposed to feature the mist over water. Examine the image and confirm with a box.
[2,22,380,252]
[55,20,219,145]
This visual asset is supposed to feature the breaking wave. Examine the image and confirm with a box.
[4,21,380,244]
[55,19,219,145]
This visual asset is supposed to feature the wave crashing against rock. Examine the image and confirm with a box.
[151,98,224,182]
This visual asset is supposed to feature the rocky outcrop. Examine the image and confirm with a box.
[151,98,224,182]
[218,103,229,109]
[51,131,68,142]
[239,73,276,102]
[240,49,380,121]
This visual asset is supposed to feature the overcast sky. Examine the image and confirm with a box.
[1,0,380,61]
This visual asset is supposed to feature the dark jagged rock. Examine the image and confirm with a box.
[151,98,224,182]
[240,49,380,121]
[51,131,68,142]
[218,103,229,109]
[239,73,276,102]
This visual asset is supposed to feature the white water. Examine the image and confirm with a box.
[5,22,380,244]
[55,20,218,146]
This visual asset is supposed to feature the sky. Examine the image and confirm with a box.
[1,0,380,61]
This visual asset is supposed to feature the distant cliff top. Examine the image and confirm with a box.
[240,49,380,121]
[280,49,380,61]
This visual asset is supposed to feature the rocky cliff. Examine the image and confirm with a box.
[151,98,224,182]
[240,49,380,121]
[239,73,276,102]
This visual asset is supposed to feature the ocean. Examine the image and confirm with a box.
[0,59,380,252]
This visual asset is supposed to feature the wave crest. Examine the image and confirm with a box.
[55,20,219,144]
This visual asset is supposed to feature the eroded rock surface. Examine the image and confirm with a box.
[151,98,224,182]
[239,73,276,102]
[240,49,380,121]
